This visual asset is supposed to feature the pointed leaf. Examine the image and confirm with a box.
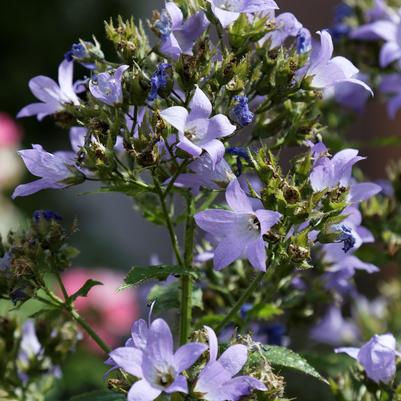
[249,345,327,383]
[120,265,195,290]
[69,279,103,302]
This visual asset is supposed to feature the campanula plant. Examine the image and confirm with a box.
[4,1,401,400]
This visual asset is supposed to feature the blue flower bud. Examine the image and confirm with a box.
[226,147,251,176]
[64,42,87,62]
[155,9,172,39]
[296,28,312,54]
[148,63,172,102]
[231,96,254,127]
[334,224,356,253]
[265,324,286,346]
[240,303,253,319]
[33,210,63,223]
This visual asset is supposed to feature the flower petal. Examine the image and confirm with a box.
[131,319,149,350]
[147,318,174,363]
[225,179,254,213]
[241,0,278,12]
[207,114,236,139]
[165,375,188,394]
[173,342,207,372]
[165,1,184,28]
[204,326,219,361]
[218,344,248,375]
[335,347,360,359]
[202,139,225,168]
[195,209,249,237]
[160,106,189,132]
[177,136,203,157]
[246,239,267,271]
[127,379,162,401]
[17,102,56,120]
[380,41,401,67]
[348,182,381,203]
[109,347,143,377]
[214,236,246,270]
[58,59,79,104]
[211,3,240,28]
[189,87,212,120]
[255,209,282,234]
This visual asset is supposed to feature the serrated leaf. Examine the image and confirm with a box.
[69,279,103,302]
[147,281,203,313]
[250,345,327,383]
[70,390,125,401]
[120,265,194,289]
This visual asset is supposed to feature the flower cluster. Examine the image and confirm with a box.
[107,316,266,401]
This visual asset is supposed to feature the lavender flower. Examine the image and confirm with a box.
[195,179,282,271]
[17,320,61,383]
[351,11,401,67]
[208,0,278,28]
[324,254,379,295]
[89,65,129,106]
[261,13,303,49]
[156,2,209,60]
[296,30,372,93]
[17,60,80,121]
[365,0,396,23]
[160,87,236,166]
[310,307,359,346]
[12,145,83,198]
[336,334,401,384]
[230,96,254,127]
[380,74,401,119]
[333,73,371,113]
[309,146,365,192]
[148,63,172,101]
[174,153,235,194]
[109,318,207,401]
[194,326,266,400]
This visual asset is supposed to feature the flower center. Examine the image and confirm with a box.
[248,216,260,233]
[155,367,175,388]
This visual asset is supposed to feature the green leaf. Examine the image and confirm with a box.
[69,279,103,302]
[70,390,125,401]
[147,281,203,313]
[250,345,327,383]
[120,265,194,290]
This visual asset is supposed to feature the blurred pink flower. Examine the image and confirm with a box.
[0,113,22,147]
[61,268,138,352]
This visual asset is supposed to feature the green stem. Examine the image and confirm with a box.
[164,160,191,197]
[215,271,266,334]
[56,272,69,301]
[41,288,111,354]
[179,194,195,345]
[154,176,184,266]
[69,308,111,353]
